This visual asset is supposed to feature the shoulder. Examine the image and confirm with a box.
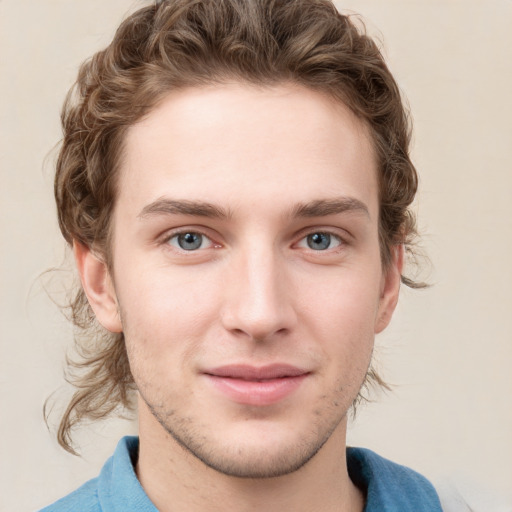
[347,447,443,511]
[37,477,101,512]
[37,437,144,512]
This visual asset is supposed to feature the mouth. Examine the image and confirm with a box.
[203,364,310,406]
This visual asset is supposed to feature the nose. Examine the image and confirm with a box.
[220,244,297,342]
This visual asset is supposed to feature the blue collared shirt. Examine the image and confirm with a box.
[39,436,443,511]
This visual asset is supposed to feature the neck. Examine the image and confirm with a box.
[136,402,364,512]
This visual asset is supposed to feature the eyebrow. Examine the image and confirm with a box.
[137,196,370,222]
[138,198,231,220]
[290,197,370,219]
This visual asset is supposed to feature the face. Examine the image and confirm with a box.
[80,84,401,478]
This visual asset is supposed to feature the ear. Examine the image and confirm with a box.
[73,241,123,333]
[375,244,404,334]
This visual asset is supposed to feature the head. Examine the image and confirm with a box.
[53,0,420,456]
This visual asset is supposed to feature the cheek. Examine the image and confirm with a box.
[298,266,382,368]
[115,265,222,372]
[119,261,221,323]
[302,265,382,327]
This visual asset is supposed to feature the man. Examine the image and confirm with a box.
[40,0,443,510]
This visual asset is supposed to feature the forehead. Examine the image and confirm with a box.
[118,83,378,221]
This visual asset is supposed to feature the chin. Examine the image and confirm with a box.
[155,412,343,479]
[175,436,328,479]
[139,375,353,479]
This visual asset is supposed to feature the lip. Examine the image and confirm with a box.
[203,364,310,406]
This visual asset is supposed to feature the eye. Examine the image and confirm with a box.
[167,232,213,251]
[297,232,342,251]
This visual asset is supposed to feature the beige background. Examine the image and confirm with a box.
[1,1,511,510]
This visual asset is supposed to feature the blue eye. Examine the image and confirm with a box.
[307,233,331,250]
[300,232,342,251]
[168,232,209,251]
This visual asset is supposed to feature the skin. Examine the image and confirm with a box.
[75,83,403,512]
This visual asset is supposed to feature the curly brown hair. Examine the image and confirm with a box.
[51,0,422,453]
